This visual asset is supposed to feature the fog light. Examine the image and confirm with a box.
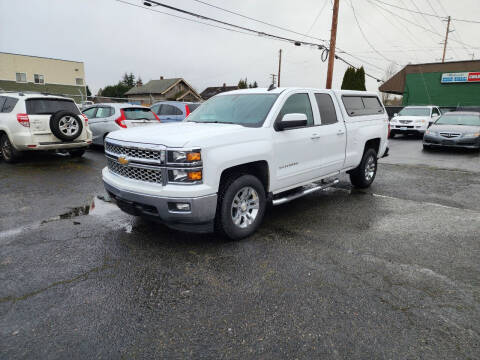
[168,202,191,212]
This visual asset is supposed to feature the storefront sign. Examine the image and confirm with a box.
[441,72,480,83]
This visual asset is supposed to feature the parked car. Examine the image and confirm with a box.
[423,112,480,150]
[389,105,441,137]
[150,101,201,122]
[0,92,92,163]
[102,88,389,240]
[82,103,160,146]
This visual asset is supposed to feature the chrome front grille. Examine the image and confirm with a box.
[399,120,413,124]
[107,158,163,184]
[105,141,164,162]
[440,132,460,138]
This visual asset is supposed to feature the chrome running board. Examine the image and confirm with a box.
[272,179,340,206]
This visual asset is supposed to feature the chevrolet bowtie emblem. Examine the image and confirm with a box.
[118,156,129,165]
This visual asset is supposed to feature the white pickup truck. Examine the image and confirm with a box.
[102,88,389,239]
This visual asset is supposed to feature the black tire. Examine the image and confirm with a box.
[423,144,431,151]
[215,174,266,240]
[389,131,396,139]
[50,111,83,142]
[349,148,378,189]
[0,134,21,163]
[69,149,86,158]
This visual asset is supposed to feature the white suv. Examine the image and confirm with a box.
[0,92,92,163]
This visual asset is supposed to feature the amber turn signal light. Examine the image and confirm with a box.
[187,171,202,181]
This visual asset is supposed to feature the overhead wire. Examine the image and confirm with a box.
[116,0,384,81]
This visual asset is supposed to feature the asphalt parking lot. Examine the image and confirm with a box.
[1,139,479,359]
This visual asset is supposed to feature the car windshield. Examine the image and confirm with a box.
[435,114,480,126]
[123,108,157,120]
[186,94,279,127]
[398,107,430,116]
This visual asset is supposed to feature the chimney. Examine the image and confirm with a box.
[222,83,226,88]
[160,76,164,80]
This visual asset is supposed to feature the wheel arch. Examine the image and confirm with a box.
[219,160,270,193]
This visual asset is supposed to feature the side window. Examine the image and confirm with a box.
[151,104,160,114]
[343,96,364,116]
[0,96,6,112]
[314,93,338,125]
[82,107,97,118]
[362,97,384,114]
[277,93,314,127]
[2,97,18,113]
[160,104,183,116]
[96,107,112,118]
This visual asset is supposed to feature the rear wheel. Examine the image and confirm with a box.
[349,148,378,188]
[69,149,86,158]
[0,134,21,163]
[215,174,266,240]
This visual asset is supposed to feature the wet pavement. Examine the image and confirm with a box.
[1,140,479,359]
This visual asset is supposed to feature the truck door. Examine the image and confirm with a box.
[272,92,323,190]
[311,92,347,175]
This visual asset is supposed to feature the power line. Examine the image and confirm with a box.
[188,0,328,43]
[305,0,329,36]
[369,0,480,24]
[348,0,401,67]
[117,0,384,82]
[366,0,479,49]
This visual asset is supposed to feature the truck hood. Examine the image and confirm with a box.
[107,121,250,147]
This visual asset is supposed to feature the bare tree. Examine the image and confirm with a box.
[381,62,397,105]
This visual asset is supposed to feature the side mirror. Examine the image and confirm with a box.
[393,113,398,117]
[275,113,308,131]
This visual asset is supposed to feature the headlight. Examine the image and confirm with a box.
[168,150,201,164]
[168,169,202,183]
[425,130,437,136]
[417,119,426,124]
[463,132,480,138]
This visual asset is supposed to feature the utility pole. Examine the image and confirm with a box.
[326,0,340,89]
[442,16,451,63]
[270,73,277,86]
[278,49,282,87]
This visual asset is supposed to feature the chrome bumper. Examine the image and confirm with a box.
[104,181,217,233]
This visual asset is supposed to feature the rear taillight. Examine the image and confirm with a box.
[115,110,127,128]
[152,111,160,121]
[185,105,191,117]
[17,113,30,127]
[81,113,89,125]
[388,122,391,138]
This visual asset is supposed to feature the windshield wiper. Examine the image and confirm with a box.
[190,120,237,124]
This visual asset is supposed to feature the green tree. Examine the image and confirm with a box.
[238,78,248,89]
[99,73,137,98]
[355,67,366,91]
[252,81,258,88]
[341,67,366,91]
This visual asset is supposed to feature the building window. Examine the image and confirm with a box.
[16,72,27,83]
[34,74,45,84]
[76,78,84,85]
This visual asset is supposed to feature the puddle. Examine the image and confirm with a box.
[0,194,128,243]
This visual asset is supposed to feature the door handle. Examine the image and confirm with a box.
[337,129,345,135]
[311,134,321,140]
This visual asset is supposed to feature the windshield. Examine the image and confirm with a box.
[435,114,480,126]
[123,108,157,120]
[398,107,430,117]
[187,94,279,127]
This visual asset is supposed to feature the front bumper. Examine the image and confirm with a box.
[423,135,480,149]
[104,181,218,233]
[390,125,426,134]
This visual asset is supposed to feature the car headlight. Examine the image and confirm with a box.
[417,119,426,124]
[463,132,480,138]
[425,129,437,136]
[168,169,203,183]
[168,150,201,164]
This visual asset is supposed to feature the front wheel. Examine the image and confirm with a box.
[349,148,378,189]
[1,134,22,163]
[215,174,266,240]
